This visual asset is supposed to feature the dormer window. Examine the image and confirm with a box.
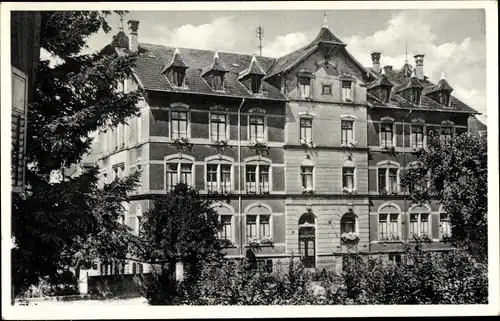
[251,74,262,93]
[342,81,353,102]
[172,68,186,87]
[381,87,391,103]
[440,91,451,107]
[410,89,421,105]
[213,74,224,91]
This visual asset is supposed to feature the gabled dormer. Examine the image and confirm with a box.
[394,69,424,105]
[425,71,454,107]
[201,52,229,92]
[161,48,189,88]
[238,55,266,94]
[367,68,394,103]
[310,15,347,58]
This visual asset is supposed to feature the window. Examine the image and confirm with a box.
[12,67,28,190]
[440,213,452,239]
[410,89,421,105]
[388,253,402,265]
[213,74,224,91]
[246,214,271,241]
[378,167,399,194]
[300,118,313,141]
[166,162,192,190]
[322,85,332,95]
[342,167,355,190]
[299,77,310,98]
[341,120,354,145]
[440,92,450,107]
[379,213,400,241]
[380,123,394,147]
[440,126,453,142]
[172,69,185,87]
[381,87,391,103]
[249,115,265,142]
[245,164,270,194]
[411,125,424,149]
[218,215,232,241]
[342,81,353,102]
[171,111,188,139]
[206,163,232,193]
[340,213,356,234]
[210,113,227,141]
[251,74,261,93]
[410,213,430,238]
[301,166,314,191]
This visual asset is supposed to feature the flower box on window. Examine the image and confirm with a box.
[343,187,357,195]
[172,137,193,152]
[340,232,359,244]
[302,187,315,195]
[247,236,274,247]
[381,145,396,153]
[300,137,316,149]
[260,236,274,246]
[341,140,357,149]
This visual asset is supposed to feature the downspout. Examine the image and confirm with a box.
[237,98,246,256]
[402,109,412,243]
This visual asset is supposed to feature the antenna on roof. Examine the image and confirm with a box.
[323,10,328,28]
[256,26,264,56]
[118,12,124,32]
[405,42,408,64]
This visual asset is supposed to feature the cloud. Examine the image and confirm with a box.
[262,32,311,58]
[141,17,237,52]
[342,11,487,119]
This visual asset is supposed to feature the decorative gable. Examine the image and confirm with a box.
[238,55,266,93]
[394,69,424,105]
[424,71,454,107]
[367,69,394,103]
[161,48,189,88]
[201,52,229,91]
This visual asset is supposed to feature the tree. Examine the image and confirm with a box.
[400,131,487,258]
[12,11,141,297]
[135,184,225,282]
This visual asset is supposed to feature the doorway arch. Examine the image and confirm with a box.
[298,212,316,268]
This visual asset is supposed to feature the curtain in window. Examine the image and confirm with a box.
[171,111,188,138]
[260,215,270,237]
[411,125,424,148]
[341,120,353,144]
[246,165,257,193]
[249,116,265,141]
[379,214,388,240]
[219,215,232,240]
[388,168,398,193]
[180,164,192,185]
[381,123,393,147]
[301,166,313,189]
[378,168,387,193]
[166,163,178,190]
[259,165,270,193]
[220,164,231,193]
[340,214,356,233]
[342,81,352,100]
[300,118,312,140]
[389,214,399,240]
[206,164,218,192]
[343,167,354,189]
[246,216,257,240]
[210,113,226,141]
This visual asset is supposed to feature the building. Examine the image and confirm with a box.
[90,17,481,275]
[11,11,42,194]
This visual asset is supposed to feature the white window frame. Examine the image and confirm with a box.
[377,161,400,194]
[164,154,195,191]
[378,212,401,241]
[209,111,229,142]
[205,155,234,193]
[248,113,267,143]
[299,117,313,141]
[340,212,359,234]
[411,122,426,149]
[380,119,395,148]
[170,110,189,139]
[300,165,315,191]
[299,77,311,99]
[244,203,273,242]
[439,211,452,239]
[409,211,431,239]
[341,79,354,102]
[245,157,272,194]
[342,166,356,192]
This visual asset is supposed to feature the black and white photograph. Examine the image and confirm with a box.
[2,1,498,319]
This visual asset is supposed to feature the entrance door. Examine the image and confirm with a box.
[299,226,316,268]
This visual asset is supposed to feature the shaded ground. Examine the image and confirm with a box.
[16,297,148,306]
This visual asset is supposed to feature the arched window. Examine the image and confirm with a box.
[378,204,401,241]
[205,155,233,193]
[410,205,431,239]
[165,154,194,191]
[212,202,234,243]
[298,212,315,226]
[245,203,272,242]
[245,157,271,194]
[340,212,357,234]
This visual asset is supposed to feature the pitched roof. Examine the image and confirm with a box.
[110,31,129,49]
[132,43,286,101]
[310,27,345,46]
[161,48,189,74]
[367,66,478,114]
[425,78,454,94]
[394,76,424,93]
[201,52,229,76]
[238,55,266,79]
[367,73,394,90]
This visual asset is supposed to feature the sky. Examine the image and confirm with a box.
[54,9,487,122]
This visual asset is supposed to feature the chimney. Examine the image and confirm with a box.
[127,20,139,53]
[371,52,381,74]
[414,54,425,80]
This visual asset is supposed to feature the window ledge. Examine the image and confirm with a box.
[378,240,404,244]
[244,244,274,248]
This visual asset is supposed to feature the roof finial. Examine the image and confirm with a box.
[323,10,328,29]
[214,51,219,59]
[440,70,445,80]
